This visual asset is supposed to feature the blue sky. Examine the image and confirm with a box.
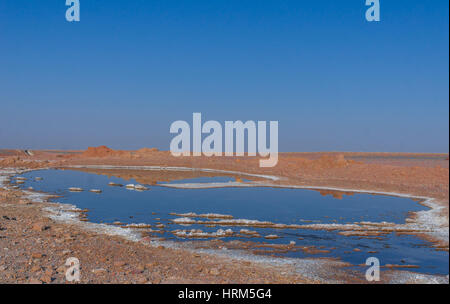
[0,0,448,152]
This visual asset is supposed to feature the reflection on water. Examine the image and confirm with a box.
[68,168,260,186]
[15,169,449,275]
[317,190,355,200]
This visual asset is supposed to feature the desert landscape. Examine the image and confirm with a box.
[0,147,448,284]
[1,1,448,290]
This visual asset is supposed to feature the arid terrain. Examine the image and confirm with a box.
[0,147,448,284]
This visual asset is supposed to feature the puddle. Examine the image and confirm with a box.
[14,169,449,275]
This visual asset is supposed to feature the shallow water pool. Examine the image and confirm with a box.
[15,169,449,275]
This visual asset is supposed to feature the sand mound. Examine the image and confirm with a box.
[136,148,159,154]
[81,146,115,158]
[315,154,349,168]
[283,154,354,170]
[76,146,162,159]
[79,146,136,158]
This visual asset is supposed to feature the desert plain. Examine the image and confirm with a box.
[0,147,448,284]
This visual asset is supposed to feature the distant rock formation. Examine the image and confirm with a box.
[78,146,160,158]
[81,146,115,158]
[136,147,159,154]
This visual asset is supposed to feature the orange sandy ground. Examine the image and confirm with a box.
[0,147,448,283]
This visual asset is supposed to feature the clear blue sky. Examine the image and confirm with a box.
[0,0,448,152]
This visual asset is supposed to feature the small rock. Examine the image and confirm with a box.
[135,265,145,273]
[40,275,53,284]
[137,277,148,284]
[31,253,44,259]
[68,187,83,192]
[30,265,41,272]
[209,268,220,276]
[114,261,127,267]
[92,268,108,275]
[32,222,50,232]
[56,266,66,273]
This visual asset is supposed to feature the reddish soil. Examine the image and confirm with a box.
[1,147,448,284]
[0,189,312,284]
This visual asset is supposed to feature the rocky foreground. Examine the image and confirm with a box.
[0,187,313,284]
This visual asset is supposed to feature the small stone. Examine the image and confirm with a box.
[56,266,66,273]
[40,275,53,284]
[28,278,43,284]
[114,261,127,267]
[32,222,50,232]
[31,253,44,259]
[135,265,145,273]
[92,268,108,275]
[30,265,41,272]
[209,268,220,276]
[137,277,148,284]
